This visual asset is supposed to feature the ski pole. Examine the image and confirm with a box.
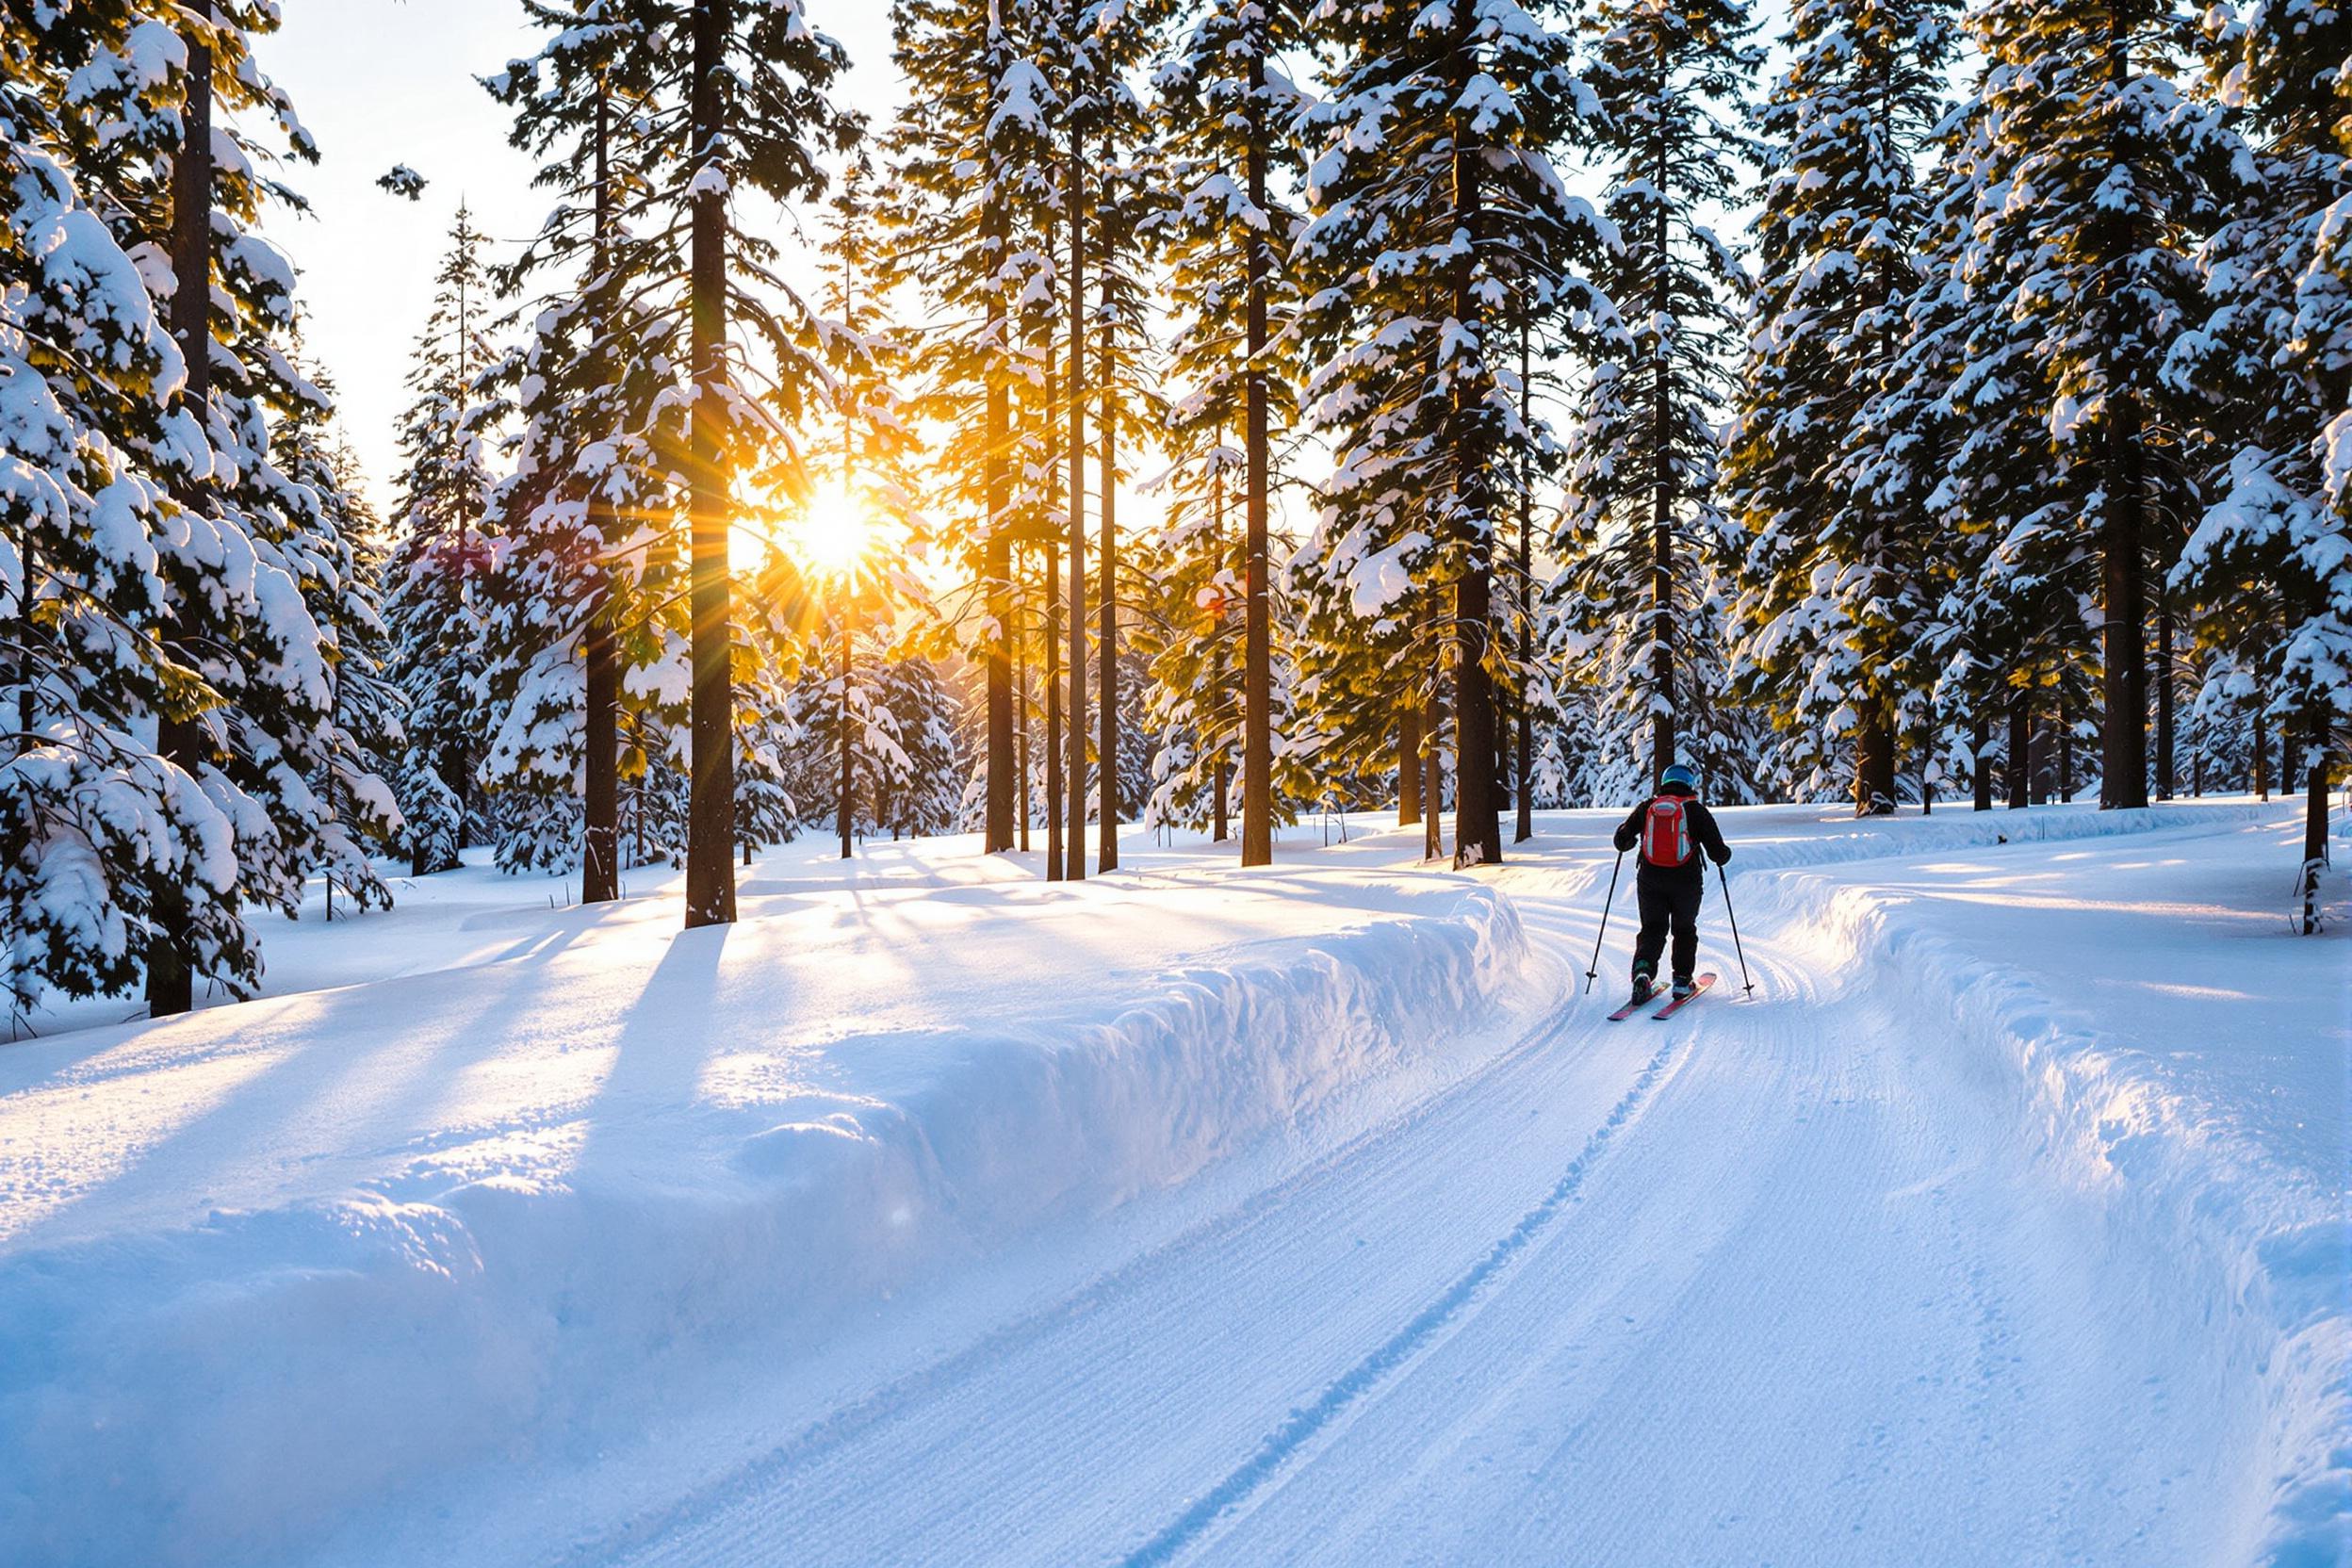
[1717,860,1756,999]
[1584,849,1625,994]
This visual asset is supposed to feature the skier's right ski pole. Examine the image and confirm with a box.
[1718,860,1756,999]
[1585,849,1625,993]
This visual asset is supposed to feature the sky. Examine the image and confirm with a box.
[258,0,904,516]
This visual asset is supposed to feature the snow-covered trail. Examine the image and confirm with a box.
[311,809,2302,1568]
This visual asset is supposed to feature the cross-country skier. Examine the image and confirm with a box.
[1611,764,1733,1003]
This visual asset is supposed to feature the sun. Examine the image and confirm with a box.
[794,480,875,578]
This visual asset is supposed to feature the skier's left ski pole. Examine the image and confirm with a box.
[1585,849,1625,993]
[1717,860,1756,999]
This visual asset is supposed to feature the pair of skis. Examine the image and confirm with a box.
[1607,972,1715,1021]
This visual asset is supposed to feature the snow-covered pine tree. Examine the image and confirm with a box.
[1837,80,2002,809]
[785,615,892,850]
[384,203,494,876]
[483,0,857,922]
[1725,0,1954,813]
[1558,0,1761,800]
[1153,0,1308,866]
[276,360,404,910]
[1967,0,2241,808]
[1298,0,1614,865]
[2168,0,2352,924]
[795,158,946,863]
[873,652,965,838]
[5,3,362,1014]
[1148,0,1309,850]
[884,0,1060,855]
[479,11,694,890]
[1075,13,1164,874]
[1863,74,2080,810]
[3,13,213,1014]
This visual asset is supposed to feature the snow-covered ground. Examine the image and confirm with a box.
[1,798,2344,1567]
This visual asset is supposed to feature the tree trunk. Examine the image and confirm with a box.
[1097,176,1119,874]
[13,523,29,760]
[1514,317,1534,843]
[1422,687,1443,863]
[2302,706,2330,934]
[1064,116,1087,883]
[1854,710,1896,816]
[1495,693,1511,825]
[2099,398,2149,808]
[837,625,854,858]
[1972,709,1992,812]
[150,12,214,1016]
[1647,119,1675,786]
[2254,703,2269,800]
[1448,112,1500,869]
[983,195,1014,854]
[1399,701,1422,825]
[1045,535,1063,881]
[582,81,620,905]
[683,0,737,928]
[2007,691,2030,809]
[1016,603,1031,851]
[1241,58,1274,869]
[2154,587,2175,800]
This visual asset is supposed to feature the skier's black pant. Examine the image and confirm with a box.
[1633,874,1703,985]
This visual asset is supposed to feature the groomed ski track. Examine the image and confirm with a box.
[346,808,2280,1568]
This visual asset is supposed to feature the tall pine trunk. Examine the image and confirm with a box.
[1016,600,1031,851]
[1214,440,1231,845]
[582,81,620,904]
[151,14,213,1016]
[1448,114,1500,868]
[1064,115,1087,882]
[1647,119,1676,786]
[2099,397,2149,808]
[983,186,1014,854]
[683,0,738,928]
[1241,56,1274,869]
[1045,534,1064,880]
[1097,173,1119,873]
[1514,318,1534,843]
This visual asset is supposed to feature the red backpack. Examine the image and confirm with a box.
[1641,795,1693,868]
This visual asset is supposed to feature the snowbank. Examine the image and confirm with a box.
[1711,794,2288,874]
[1741,811,2348,1568]
[0,874,1529,1568]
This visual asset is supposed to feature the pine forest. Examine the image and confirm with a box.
[5,0,2348,1018]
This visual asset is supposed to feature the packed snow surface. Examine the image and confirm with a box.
[1,799,2344,1567]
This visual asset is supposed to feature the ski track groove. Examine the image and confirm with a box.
[1115,1030,1686,1568]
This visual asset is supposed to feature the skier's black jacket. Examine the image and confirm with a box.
[1611,793,1732,885]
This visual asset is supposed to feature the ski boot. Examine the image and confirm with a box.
[1671,974,1697,1001]
[1629,964,1657,1005]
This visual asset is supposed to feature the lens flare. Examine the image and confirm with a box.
[796,482,874,577]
